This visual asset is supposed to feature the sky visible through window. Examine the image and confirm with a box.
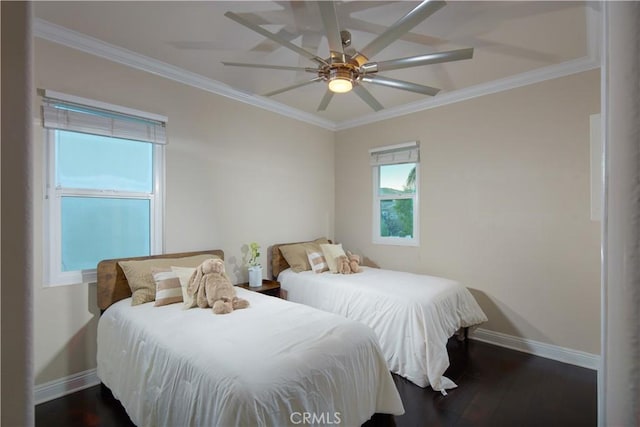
[56,130,152,192]
[379,163,415,192]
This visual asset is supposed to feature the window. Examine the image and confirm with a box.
[371,142,419,246]
[42,91,166,286]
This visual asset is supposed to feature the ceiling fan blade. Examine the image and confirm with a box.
[222,62,317,73]
[356,0,446,64]
[317,90,335,111]
[317,1,345,62]
[362,75,440,96]
[263,77,323,97]
[353,85,384,112]
[225,11,328,66]
[363,47,474,73]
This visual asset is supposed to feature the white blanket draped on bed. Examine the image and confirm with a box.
[279,267,488,393]
[97,288,404,427]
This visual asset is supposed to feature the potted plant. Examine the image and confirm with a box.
[247,242,262,287]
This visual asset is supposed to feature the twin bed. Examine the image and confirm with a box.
[272,239,488,394]
[96,250,404,426]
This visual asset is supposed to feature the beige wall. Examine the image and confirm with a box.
[335,70,601,355]
[32,40,335,385]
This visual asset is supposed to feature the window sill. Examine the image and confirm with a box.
[372,237,419,247]
[46,269,97,287]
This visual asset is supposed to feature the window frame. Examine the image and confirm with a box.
[43,126,165,287]
[371,143,420,247]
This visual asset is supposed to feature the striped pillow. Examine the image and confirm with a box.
[152,267,183,306]
[306,250,329,274]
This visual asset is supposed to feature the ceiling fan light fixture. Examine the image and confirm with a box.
[328,68,354,93]
[328,78,353,93]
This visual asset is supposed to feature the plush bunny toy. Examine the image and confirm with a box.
[187,258,249,314]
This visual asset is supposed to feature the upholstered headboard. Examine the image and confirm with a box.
[270,239,331,280]
[97,249,224,311]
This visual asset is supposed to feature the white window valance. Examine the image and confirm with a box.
[369,141,419,166]
[41,91,167,145]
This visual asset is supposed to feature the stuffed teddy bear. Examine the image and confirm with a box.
[336,251,362,274]
[336,255,352,274]
[187,258,249,314]
[346,251,362,273]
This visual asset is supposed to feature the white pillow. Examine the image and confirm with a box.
[319,243,346,274]
[170,266,197,309]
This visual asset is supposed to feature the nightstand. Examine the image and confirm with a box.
[236,279,281,298]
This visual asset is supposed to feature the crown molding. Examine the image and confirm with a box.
[34,10,600,133]
[335,55,600,130]
[33,18,337,131]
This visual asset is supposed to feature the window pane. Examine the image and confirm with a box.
[56,130,153,192]
[379,163,416,195]
[61,197,150,271]
[380,199,414,238]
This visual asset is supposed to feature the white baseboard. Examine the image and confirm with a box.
[34,368,100,405]
[470,328,601,371]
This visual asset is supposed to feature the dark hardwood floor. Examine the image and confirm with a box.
[36,339,597,427]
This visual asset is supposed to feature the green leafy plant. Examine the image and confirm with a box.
[248,242,261,267]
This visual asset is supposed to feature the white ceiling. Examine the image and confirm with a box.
[34,1,599,129]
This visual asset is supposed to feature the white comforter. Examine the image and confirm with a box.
[279,267,488,393]
[97,287,404,427]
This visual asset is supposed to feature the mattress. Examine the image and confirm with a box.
[97,287,404,426]
[279,267,488,393]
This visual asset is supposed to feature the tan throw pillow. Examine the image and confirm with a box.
[320,243,346,273]
[152,268,183,307]
[306,250,329,274]
[279,238,330,273]
[170,266,198,309]
[119,254,218,305]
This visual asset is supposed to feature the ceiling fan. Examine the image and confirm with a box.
[222,1,474,112]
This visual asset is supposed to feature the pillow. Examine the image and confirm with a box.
[151,267,183,307]
[170,266,197,309]
[320,243,346,273]
[119,254,218,306]
[306,250,329,274]
[279,238,330,273]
